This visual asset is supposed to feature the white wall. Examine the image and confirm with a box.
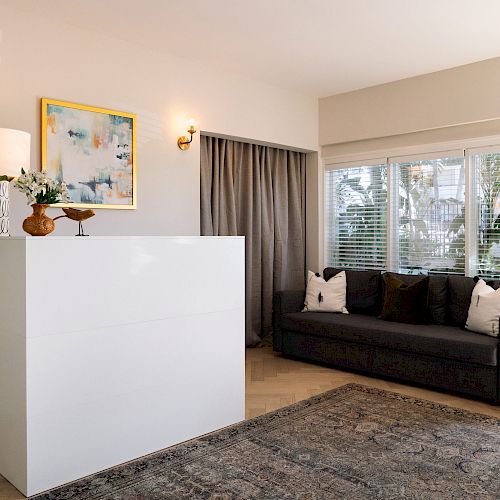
[0,5,318,237]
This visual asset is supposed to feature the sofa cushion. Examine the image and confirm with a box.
[303,271,348,313]
[465,279,500,337]
[280,312,498,366]
[323,268,381,315]
[486,279,500,289]
[379,273,430,324]
[446,275,475,327]
[382,273,448,325]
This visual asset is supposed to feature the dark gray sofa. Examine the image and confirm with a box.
[273,269,500,403]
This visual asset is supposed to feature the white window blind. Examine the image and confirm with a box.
[472,151,500,278]
[325,163,387,270]
[393,156,465,274]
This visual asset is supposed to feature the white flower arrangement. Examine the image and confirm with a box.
[14,169,71,205]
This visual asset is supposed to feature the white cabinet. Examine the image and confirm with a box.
[0,236,245,496]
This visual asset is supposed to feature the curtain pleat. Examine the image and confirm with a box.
[200,136,306,346]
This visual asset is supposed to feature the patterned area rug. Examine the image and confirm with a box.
[34,384,499,499]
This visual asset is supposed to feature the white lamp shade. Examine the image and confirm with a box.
[0,128,31,178]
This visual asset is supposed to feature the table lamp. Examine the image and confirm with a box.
[0,128,31,236]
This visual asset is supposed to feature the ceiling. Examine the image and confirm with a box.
[6,0,500,97]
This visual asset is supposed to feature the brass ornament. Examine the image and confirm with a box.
[177,136,191,150]
[53,207,95,236]
[22,204,55,236]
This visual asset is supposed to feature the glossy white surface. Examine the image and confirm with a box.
[0,240,27,493]
[0,236,245,496]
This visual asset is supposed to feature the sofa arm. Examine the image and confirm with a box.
[273,290,305,351]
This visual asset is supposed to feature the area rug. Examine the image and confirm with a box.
[34,384,500,499]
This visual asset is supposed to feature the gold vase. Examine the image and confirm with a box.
[22,204,55,236]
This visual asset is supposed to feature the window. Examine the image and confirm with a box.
[324,146,500,278]
[472,151,500,278]
[325,163,387,270]
[395,156,465,274]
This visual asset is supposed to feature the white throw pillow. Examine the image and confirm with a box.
[465,279,500,337]
[302,270,348,313]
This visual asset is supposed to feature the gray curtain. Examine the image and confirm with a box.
[200,135,306,346]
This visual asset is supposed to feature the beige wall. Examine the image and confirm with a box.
[322,119,500,158]
[305,152,323,273]
[0,5,318,237]
[320,57,500,148]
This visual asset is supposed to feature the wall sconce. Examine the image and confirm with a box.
[177,119,197,150]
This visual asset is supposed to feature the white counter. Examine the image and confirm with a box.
[0,236,245,496]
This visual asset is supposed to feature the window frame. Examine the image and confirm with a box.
[324,161,389,271]
[392,153,466,275]
[465,145,500,277]
[322,135,500,277]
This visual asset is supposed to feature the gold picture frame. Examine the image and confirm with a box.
[41,98,137,209]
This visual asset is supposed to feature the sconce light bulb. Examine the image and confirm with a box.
[188,119,197,134]
[177,118,197,150]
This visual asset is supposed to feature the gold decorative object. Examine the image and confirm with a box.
[22,204,55,236]
[53,207,95,236]
[177,119,197,150]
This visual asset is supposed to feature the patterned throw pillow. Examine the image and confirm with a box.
[302,271,348,313]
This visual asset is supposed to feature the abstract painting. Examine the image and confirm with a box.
[42,99,136,209]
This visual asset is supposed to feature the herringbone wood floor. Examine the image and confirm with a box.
[1,347,499,499]
[246,347,500,419]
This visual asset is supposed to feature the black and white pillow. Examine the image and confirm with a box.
[465,279,500,337]
[302,271,348,313]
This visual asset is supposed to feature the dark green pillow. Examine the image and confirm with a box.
[379,273,430,324]
[382,272,447,324]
